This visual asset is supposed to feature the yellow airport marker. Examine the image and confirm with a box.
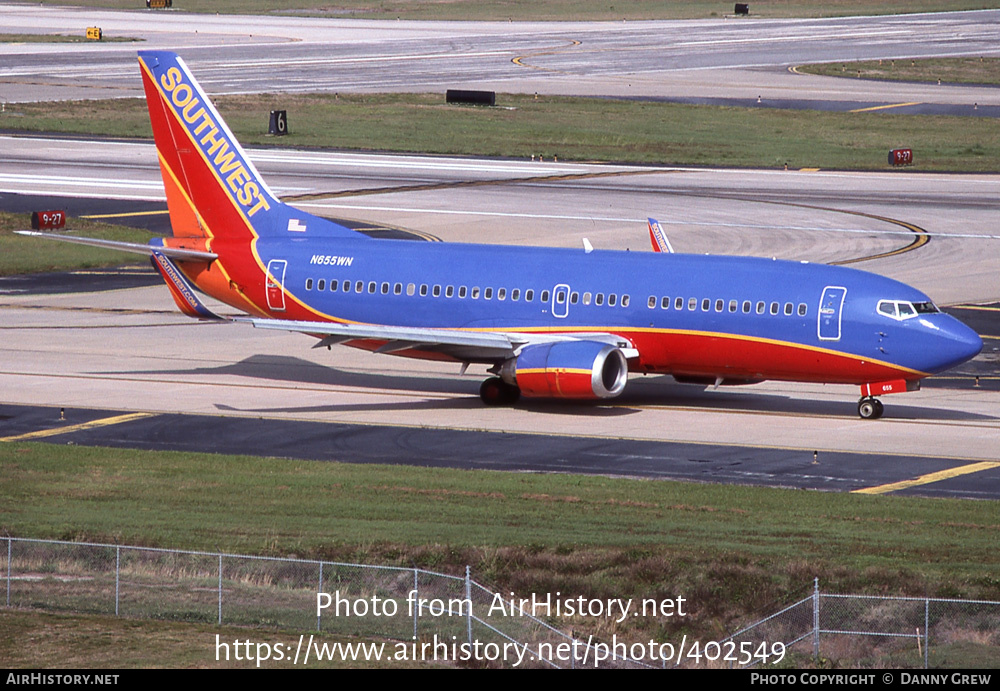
[0,412,153,443]
[849,102,922,113]
[853,461,1000,495]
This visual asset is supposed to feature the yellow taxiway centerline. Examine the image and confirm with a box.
[853,461,1000,495]
[0,412,154,443]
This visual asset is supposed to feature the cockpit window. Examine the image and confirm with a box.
[877,300,898,319]
[878,299,935,321]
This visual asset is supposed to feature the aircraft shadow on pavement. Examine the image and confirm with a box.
[617,376,998,423]
[127,355,994,422]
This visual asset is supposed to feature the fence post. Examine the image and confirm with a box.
[318,562,324,632]
[115,545,120,616]
[217,554,223,626]
[465,566,472,646]
[6,538,10,607]
[924,599,930,669]
[812,577,820,660]
[413,569,419,640]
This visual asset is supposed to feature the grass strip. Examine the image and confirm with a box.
[798,57,1000,86]
[0,610,417,668]
[0,33,140,44]
[0,212,152,276]
[3,93,998,172]
[2,441,999,642]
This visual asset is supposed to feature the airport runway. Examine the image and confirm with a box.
[2,7,1000,499]
[2,5,999,110]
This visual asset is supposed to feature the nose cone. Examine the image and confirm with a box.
[929,316,983,374]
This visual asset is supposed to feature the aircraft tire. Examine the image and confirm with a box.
[857,397,883,420]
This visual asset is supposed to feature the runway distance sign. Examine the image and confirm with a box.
[888,148,913,166]
[30,211,66,230]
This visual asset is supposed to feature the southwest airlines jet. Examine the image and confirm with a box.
[21,51,983,419]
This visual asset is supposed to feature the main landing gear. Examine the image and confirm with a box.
[857,397,884,420]
[480,377,520,406]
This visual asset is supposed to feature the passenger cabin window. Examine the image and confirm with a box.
[526,290,534,302]
[675,297,684,310]
[459,286,467,299]
[512,289,520,301]
[318,279,325,291]
[662,297,670,309]
[368,281,376,294]
[420,284,428,297]
[541,290,550,303]
[446,285,454,298]
[798,303,807,316]
[485,288,494,300]
[648,296,657,309]
[305,279,313,290]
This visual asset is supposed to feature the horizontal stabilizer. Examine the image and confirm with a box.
[150,250,224,320]
[15,231,217,262]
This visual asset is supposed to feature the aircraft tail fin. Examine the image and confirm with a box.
[137,50,357,243]
[647,217,674,253]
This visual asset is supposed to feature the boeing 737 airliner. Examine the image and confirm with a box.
[21,51,983,418]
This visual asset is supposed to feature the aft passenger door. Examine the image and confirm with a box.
[818,286,847,341]
[265,259,288,312]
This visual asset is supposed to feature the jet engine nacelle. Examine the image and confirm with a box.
[500,341,629,399]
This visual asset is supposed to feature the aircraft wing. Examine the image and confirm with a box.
[240,317,638,363]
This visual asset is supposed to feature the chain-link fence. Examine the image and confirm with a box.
[710,578,1000,669]
[6,539,998,668]
[3,537,652,668]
